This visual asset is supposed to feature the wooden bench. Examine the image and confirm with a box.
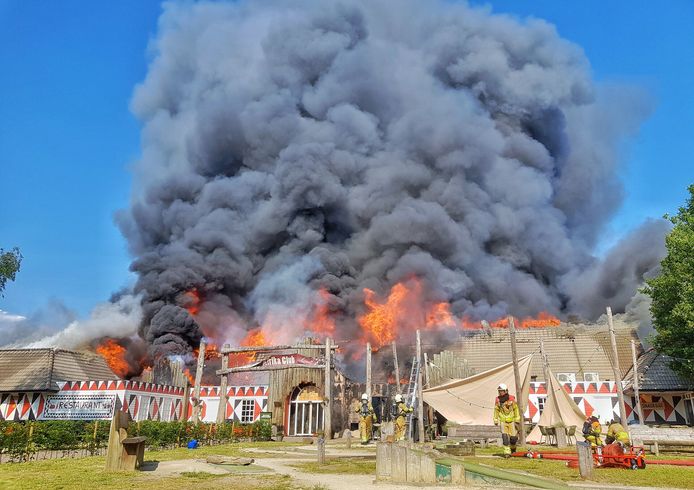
[105,411,148,471]
[121,437,146,469]
[642,439,694,456]
[447,425,501,447]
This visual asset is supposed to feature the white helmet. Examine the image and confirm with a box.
[395,394,403,402]
[497,383,508,391]
[361,393,368,400]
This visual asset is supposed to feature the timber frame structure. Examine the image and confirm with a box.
[216,340,339,438]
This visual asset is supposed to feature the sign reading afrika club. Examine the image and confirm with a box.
[42,394,116,420]
[261,353,323,367]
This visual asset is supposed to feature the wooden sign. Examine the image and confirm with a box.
[262,353,322,367]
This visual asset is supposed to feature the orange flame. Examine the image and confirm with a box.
[425,302,457,329]
[356,278,561,352]
[183,289,201,316]
[461,311,561,329]
[193,341,221,361]
[306,288,336,336]
[387,374,409,385]
[242,329,267,347]
[229,328,268,366]
[96,339,129,378]
[359,282,410,348]
[358,279,456,350]
[183,367,195,385]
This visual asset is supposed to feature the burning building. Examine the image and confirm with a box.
[4,0,671,417]
[102,0,668,379]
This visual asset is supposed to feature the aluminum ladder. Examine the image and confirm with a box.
[405,356,420,440]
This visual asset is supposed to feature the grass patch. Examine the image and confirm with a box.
[290,457,376,475]
[180,471,223,480]
[0,442,304,490]
[465,456,694,489]
[146,440,303,461]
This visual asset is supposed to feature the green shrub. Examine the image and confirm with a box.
[251,420,272,441]
[0,419,247,459]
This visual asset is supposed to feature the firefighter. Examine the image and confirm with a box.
[582,415,603,447]
[493,383,520,458]
[392,393,413,441]
[356,393,376,444]
[606,420,630,447]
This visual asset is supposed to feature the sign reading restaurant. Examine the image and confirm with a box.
[42,394,116,420]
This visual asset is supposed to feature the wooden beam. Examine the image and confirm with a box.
[216,344,230,424]
[606,307,628,424]
[508,316,526,446]
[424,352,435,438]
[366,342,372,399]
[416,329,425,442]
[193,339,206,425]
[324,337,332,440]
[392,341,401,395]
[217,364,325,375]
[181,382,190,422]
[220,344,338,354]
[631,339,644,424]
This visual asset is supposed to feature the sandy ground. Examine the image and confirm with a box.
[136,444,685,490]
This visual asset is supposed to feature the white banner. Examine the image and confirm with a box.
[42,394,116,420]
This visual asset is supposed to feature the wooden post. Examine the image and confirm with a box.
[423,352,435,439]
[317,436,326,465]
[416,330,425,442]
[366,342,372,400]
[193,338,207,425]
[25,421,34,461]
[325,337,332,440]
[539,339,551,399]
[181,381,191,423]
[508,316,526,446]
[539,339,563,446]
[392,341,401,395]
[93,420,100,450]
[606,307,628,424]
[216,345,230,424]
[577,442,594,479]
[340,372,346,432]
[631,339,644,424]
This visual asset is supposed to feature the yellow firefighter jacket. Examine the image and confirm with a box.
[493,395,521,424]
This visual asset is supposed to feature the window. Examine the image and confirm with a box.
[556,373,576,383]
[241,399,255,423]
[583,373,600,382]
[537,396,547,414]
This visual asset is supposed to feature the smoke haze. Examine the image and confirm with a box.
[105,0,667,359]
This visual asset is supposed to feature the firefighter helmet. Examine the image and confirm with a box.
[497,383,508,391]
[395,394,403,402]
[361,393,368,400]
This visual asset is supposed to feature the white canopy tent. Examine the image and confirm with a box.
[526,367,586,443]
[422,355,532,425]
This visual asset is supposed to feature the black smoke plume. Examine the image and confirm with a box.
[116,0,666,361]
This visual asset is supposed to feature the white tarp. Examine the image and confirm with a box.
[423,355,532,425]
[527,368,586,442]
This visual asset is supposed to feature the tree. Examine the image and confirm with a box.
[644,184,694,379]
[0,247,22,296]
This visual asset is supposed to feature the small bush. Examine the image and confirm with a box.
[252,420,272,441]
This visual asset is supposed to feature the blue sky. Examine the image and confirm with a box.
[1,0,693,320]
